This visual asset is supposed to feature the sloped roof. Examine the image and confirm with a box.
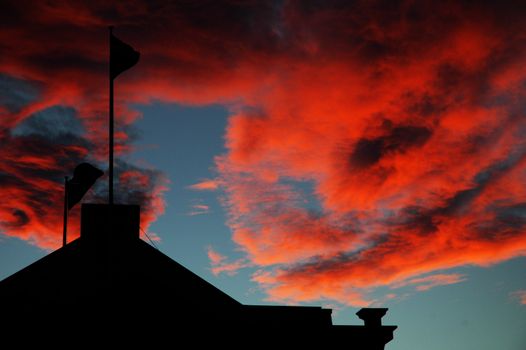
[0,236,241,313]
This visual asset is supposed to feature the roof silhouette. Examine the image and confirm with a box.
[0,203,397,348]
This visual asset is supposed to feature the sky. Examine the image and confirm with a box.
[0,1,525,349]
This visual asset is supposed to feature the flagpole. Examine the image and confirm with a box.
[63,176,68,247]
[109,26,114,206]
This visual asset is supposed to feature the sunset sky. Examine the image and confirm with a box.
[1,1,525,349]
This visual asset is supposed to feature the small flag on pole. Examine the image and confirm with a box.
[110,33,140,80]
[67,163,104,210]
[63,162,103,246]
[108,28,140,205]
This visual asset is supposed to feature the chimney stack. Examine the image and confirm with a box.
[80,203,140,242]
[356,308,388,327]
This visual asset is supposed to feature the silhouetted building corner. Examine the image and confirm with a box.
[0,203,397,348]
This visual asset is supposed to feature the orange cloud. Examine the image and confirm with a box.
[511,290,526,305]
[213,2,526,305]
[187,204,211,216]
[391,274,466,292]
[188,179,220,191]
[207,246,250,276]
[2,1,526,306]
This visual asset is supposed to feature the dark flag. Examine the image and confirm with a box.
[110,33,140,80]
[67,163,104,210]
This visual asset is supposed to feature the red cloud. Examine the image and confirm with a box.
[2,1,526,305]
[213,2,526,305]
[511,290,526,305]
[391,274,466,292]
[207,246,250,276]
[187,203,211,216]
[188,179,220,191]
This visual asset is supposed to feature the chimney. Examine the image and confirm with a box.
[356,308,388,327]
[80,203,140,242]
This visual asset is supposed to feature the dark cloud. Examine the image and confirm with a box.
[0,74,41,114]
[25,53,104,74]
[350,125,432,169]
[0,171,24,187]
[390,206,438,235]
[350,138,384,168]
[12,106,85,141]
[405,93,448,117]
[7,209,29,228]
[385,126,432,151]
[387,149,526,236]
[495,203,526,224]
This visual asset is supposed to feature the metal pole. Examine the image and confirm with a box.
[109,26,114,205]
[62,176,68,247]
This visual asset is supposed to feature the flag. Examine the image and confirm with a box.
[67,163,104,210]
[110,33,140,80]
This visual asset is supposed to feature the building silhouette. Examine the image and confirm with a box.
[0,204,397,348]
